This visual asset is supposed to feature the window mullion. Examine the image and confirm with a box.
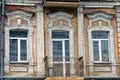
[62,40,66,77]
[18,39,20,62]
[27,39,28,61]
[99,40,102,62]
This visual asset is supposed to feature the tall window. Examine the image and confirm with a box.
[52,31,70,77]
[92,31,109,62]
[9,30,28,62]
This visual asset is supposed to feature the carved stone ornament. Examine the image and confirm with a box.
[49,11,73,28]
[87,11,113,29]
[6,9,33,26]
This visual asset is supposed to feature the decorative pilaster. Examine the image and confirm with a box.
[77,6,85,75]
[116,6,120,75]
[36,4,45,76]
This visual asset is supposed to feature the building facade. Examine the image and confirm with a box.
[1,0,120,80]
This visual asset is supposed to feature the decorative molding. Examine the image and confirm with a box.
[36,5,45,75]
[10,66,28,72]
[49,11,73,28]
[87,11,113,28]
[80,2,114,8]
[94,67,111,72]
[6,10,33,26]
[87,11,116,75]
[6,0,42,6]
[48,12,75,76]
[5,10,34,76]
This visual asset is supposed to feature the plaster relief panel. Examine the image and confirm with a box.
[87,11,116,76]
[49,12,73,28]
[92,19,109,27]
[94,66,111,72]
[5,9,34,76]
[10,18,28,26]
[10,66,28,72]
[6,10,33,27]
[52,19,69,27]
[87,11,113,29]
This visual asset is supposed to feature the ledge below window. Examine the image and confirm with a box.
[9,61,29,64]
[93,61,112,64]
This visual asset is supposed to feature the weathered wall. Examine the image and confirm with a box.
[44,7,80,76]
[84,8,119,76]
[4,5,45,77]
[5,5,37,76]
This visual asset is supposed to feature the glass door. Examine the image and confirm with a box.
[52,31,70,77]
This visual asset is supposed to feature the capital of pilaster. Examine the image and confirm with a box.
[116,6,120,13]
[37,4,43,12]
[77,6,83,13]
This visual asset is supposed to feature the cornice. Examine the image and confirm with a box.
[6,0,42,6]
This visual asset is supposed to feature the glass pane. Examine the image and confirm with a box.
[101,40,109,61]
[10,30,28,37]
[93,41,99,61]
[53,41,62,61]
[53,63,63,76]
[65,40,69,61]
[52,31,69,39]
[10,39,18,61]
[92,31,109,39]
[20,40,27,61]
[66,63,70,77]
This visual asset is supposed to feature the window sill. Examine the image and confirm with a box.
[9,61,29,64]
[93,61,111,64]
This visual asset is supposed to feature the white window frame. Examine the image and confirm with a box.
[49,28,74,77]
[88,28,113,64]
[9,36,28,62]
[92,33,109,62]
[52,37,70,77]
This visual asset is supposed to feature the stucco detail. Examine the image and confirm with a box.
[48,11,75,76]
[87,11,116,76]
[36,5,45,76]
[5,10,34,76]
[116,6,120,72]
[77,6,85,75]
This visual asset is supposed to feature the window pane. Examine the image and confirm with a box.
[65,40,69,61]
[93,41,99,61]
[53,41,62,61]
[65,63,70,77]
[101,40,109,61]
[52,31,69,39]
[92,31,109,39]
[10,30,28,37]
[10,39,18,61]
[53,63,63,76]
[20,40,27,61]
